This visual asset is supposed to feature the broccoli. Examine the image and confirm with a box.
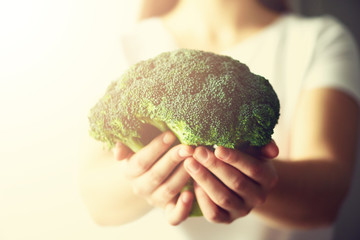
[88,48,280,216]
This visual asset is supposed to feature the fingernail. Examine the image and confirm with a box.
[163,132,175,145]
[181,193,192,204]
[195,147,208,162]
[179,148,189,157]
[186,159,200,173]
[216,147,229,160]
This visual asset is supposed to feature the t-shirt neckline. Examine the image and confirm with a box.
[153,13,291,54]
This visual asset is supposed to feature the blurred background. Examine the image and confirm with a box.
[0,0,359,239]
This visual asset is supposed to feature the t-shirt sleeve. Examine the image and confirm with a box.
[304,16,360,105]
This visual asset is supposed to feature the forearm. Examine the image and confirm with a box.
[253,89,359,229]
[254,158,353,229]
[78,158,152,226]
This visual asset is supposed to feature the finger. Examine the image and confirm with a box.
[165,191,194,226]
[126,131,177,178]
[215,146,278,190]
[193,182,231,223]
[260,140,279,159]
[147,144,194,187]
[237,140,279,159]
[131,145,193,197]
[193,147,265,207]
[184,157,244,213]
[113,142,133,160]
[139,161,191,204]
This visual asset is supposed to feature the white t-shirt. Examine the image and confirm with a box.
[119,13,360,240]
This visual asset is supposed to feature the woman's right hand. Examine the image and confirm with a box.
[114,131,195,225]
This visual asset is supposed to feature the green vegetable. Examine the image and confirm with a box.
[88,49,280,216]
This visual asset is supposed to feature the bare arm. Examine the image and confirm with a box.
[78,137,151,226]
[255,88,359,228]
[78,131,195,226]
[79,88,358,228]
[182,88,358,228]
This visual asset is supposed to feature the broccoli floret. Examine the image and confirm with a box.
[88,49,280,216]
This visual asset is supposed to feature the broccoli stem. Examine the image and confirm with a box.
[126,137,146,153]
[143,118,169,132]
[126,118,170,153]
[182,179,203,216]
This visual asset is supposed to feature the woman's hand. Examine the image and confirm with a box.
[113,131,195,225]
[184,142,279,224]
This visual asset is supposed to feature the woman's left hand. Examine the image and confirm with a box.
[184,142,279,224]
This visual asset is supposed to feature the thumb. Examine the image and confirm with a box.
[260,140,279,159]
[113,142,133,160]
